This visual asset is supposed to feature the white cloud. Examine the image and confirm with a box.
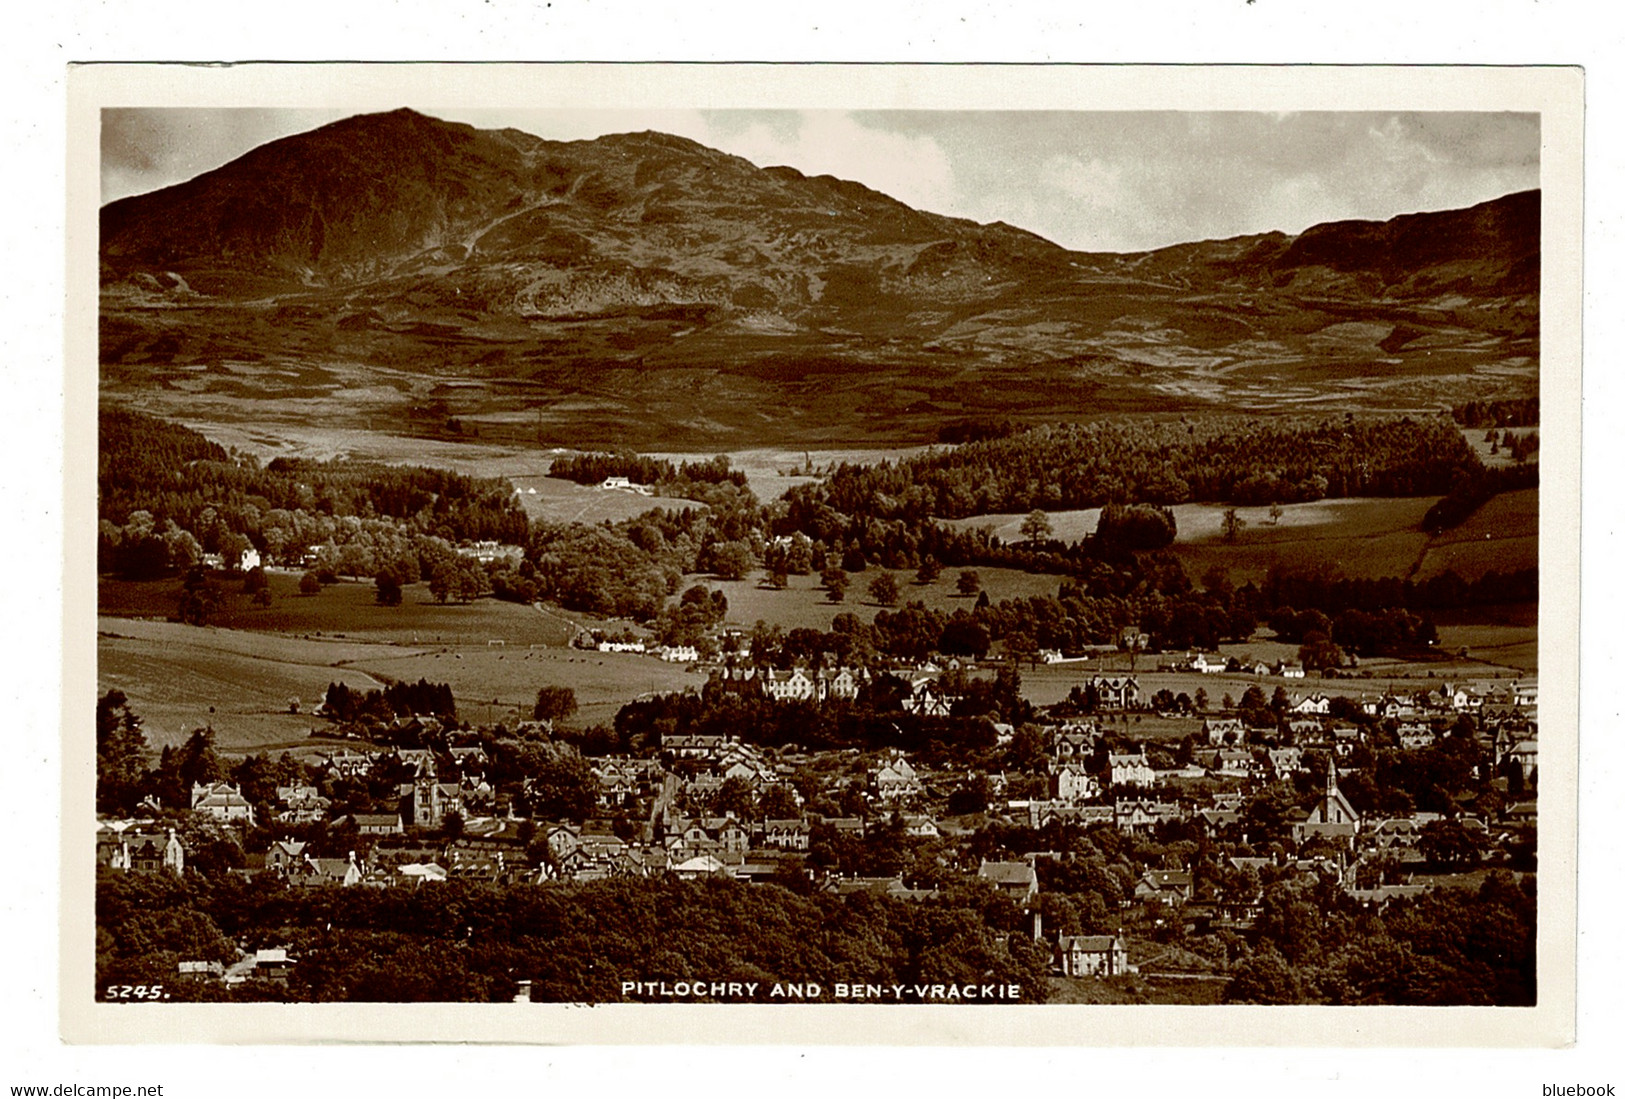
[699,112,960,217]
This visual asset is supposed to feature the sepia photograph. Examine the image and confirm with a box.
[61,62,1581,1046]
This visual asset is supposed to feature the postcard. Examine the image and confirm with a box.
[64,61,1582,1045]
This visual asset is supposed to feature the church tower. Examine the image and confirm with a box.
[413,757,443,830]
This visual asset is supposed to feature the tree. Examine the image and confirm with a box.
[527,750,599,822]
[1419,818,1483,868]
[299,570,322,596]
[1194,687,1209,714]
[758,783,800,820]
[1269,502,1284,526]
[867,572,901,606]
[706,541,756,581]
[1222,508,1245,543]
[533,686,579,724]
[1020,509,1053,543]
[1298,632,1345,673]
[1225,947,1303,1004]
[177,566,222,626]
[375,569,404,606]
[96,690,150,814]
[956,570,982,597]
[821,567,849,603]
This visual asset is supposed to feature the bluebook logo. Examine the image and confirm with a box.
[1543,1088,1615,1096]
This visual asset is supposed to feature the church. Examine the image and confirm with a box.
[1293,760,1361,845]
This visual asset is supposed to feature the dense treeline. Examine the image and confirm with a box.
[1423,462,1539,532]
[95,872,1051,1003]
[321,679,457,724]
[548,451,749,490]
[1451,396,1540,429]
[1260,567,1537,618]
[99,409,529,576]
[794,414,1476,524]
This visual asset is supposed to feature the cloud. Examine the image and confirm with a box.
[699,112,959,217]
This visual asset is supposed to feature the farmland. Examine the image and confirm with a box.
[938,490,1537,587]
[97,614,703,755]
[99,572,581,647]
[694,566,1068,633]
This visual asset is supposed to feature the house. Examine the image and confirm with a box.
[1285,719,1322,741]
[346,812,404,836]
[1090,676,1141,710]
[1205,748,1254,779]
[764,667,818,702]
[316,748,379,778]
[1052,762,1099,804]
[659,645,699,664]
[1055,934,1133,978]
[760,819,812,851]
[1135,868,1194,906]
[663,733,730,760]
[1195,807,1241,836]
[1276,661,1306,679]
[408,757,462,831]
[264,839,308,872]
[902,678,955,717]
[1396,723,1436,750]
[1115,800,1184,834]
[101,827,186,875]
[818,667,864,700]
[290,852,363,888]
[873,753,922,803]
[1107,752,1155,788]
[1052,724,1097,760]
[901,814,940,838]
[671,854,729,880]
[1266,747,1305,777]
[1202,717,1245,746]
[1506,738,1539,781]
[275,785,330,825]
[1291,693,1332,716]
[977,860,1038,905]
[1186,653,1226,675]
[191,782,255,825]
[597,638,647,653]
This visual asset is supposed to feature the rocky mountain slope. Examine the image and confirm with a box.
[100,109,1539,448]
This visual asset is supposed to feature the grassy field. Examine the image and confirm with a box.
[939,491,1538,587]
[100,573,580,647]
[1413,488,1538,581]
[695,566,1069,632]
[97,616,704,755]
[507,471,708,526]
[98,619,403,754]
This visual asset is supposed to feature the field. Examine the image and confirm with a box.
[1412,488,1539,581]
[99,573,580,647]
[97,615,704,755]
[506,472,708,526]
[939,492,1538,586]
[97,618,403,754]
[695,566,1069,633]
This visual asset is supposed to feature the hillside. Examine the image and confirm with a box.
[100,109,1540,448]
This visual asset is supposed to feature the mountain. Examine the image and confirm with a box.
[99,109,1540,449]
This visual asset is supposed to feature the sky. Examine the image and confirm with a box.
[101,108,1539,253]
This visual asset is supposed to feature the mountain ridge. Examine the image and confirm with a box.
[98,109,1540,448]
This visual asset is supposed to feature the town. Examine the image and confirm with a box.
[96,628,1538,1005]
